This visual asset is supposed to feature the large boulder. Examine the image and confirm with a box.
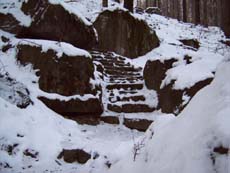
[16,39,103,120]
[144,58,213,114]
[93,9,160,58]
[17,41,95,96]
[16,0,96,50]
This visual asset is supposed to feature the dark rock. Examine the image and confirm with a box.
[180,39,200,50]
[1,44,13,53]
[17,44,95,96]
[0,13,22,34]
[143,58,213,114]
[220,40,230,47]
[184,55,192,64]
[158,81,184,114]
[58,149,91,164]
[38,97,103,123]
[145,7,162,15]
[23,149,39,159]
[18,0,96,50]
[108,104,155,113]
[213,146,229,155]
[123,118,153,132]
[101,116,120,124]
[93,9,160,58]
[1,36,10,43]
[159,78,213,114]
[143,58,177,90]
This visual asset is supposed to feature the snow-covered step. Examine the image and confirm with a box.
[107,103,155,113]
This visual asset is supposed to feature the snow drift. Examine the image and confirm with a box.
[109,57,230,173]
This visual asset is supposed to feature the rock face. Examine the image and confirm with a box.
[144,58,213,114]
[16,42,103,120]
[39,97,103,123]
[17,0,96,50]
[17,44,95,96]
[0,72,31,108]
[93,9,160,58]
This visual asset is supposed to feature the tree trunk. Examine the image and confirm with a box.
[124,0,134,13]
[103,0,108,7]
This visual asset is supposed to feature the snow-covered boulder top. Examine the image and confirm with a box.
[0,0,97,50]
[15,39,91,59]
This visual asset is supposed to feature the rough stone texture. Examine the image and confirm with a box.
[0,73,31,108]
[18,0,96,50]
[17,43,103,120]
[101,116,120,125]
[58,149,91,164]
[93,9,160,58]
[143,58,213,114]
[17,44,95,96]
[38,97,103,122]
[137,0,230,37]
[180,39,200,50]
[123,118,153,132]
[0,13,22,34]
[143,58,177,90]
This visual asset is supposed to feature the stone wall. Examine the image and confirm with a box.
[136,0,230,37]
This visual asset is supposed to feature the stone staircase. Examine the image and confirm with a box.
[91,51,158,131]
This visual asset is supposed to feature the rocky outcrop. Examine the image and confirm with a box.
[16,0,96,50]
[0,72,31,108]
[58,149,91,164]
[16,41,103,120]
[17,44,95,96]
[93,9,160,58]
[144,57,213,114]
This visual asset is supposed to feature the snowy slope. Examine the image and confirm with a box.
[109,56,230,173]
[0,0,230,172]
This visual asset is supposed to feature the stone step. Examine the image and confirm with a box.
[103,66,141,72]
[104,69,141,76]
[104,74,143,80]
[107,104,155,113]
[106,83,143,90]
[123,118,153,132]
[109,95,146,103]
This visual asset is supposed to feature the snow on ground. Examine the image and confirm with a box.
[109,56,230,173]
[0,29,143,173]
[0,0,230,172]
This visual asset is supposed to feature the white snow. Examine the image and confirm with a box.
[109,57,230,173]
[0,0,230,173]
[0,0,31,26]
[15,38,91,58]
